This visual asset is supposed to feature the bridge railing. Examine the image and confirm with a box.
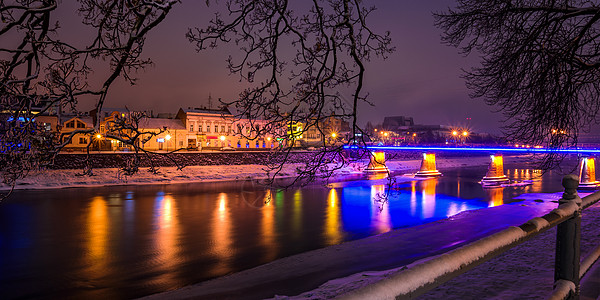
[340,174,600,300]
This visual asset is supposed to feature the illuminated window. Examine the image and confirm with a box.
[189,124,194,132]
[79,137,87,144]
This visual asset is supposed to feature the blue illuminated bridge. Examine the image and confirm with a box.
[343,145,600,154]
[343,145,600,187]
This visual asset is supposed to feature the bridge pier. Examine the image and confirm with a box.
[578,156,599,189]
[365,151,389,173]
[481,154,510,187]
[415,153,442,177]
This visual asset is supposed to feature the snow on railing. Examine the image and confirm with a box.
[339,174,600,300]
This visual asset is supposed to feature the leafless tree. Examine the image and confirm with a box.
[1,0,393,199]
[0,0,178,197]
[435,0,600,168]
[188,0,394,185]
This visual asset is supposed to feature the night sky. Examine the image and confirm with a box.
[54,1,504,134]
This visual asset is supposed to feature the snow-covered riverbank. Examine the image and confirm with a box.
[1,155,510,191]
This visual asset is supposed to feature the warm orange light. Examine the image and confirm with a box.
[219,135,226,141]
[165,134,171,141]
[462,131,468,137]
[452,130,458,136]
[95,134,102,139]
[412,133,416,137]
[267,137,271,141]
[383,132,388,137]
[331,133,337,138]
[515,144,520,147]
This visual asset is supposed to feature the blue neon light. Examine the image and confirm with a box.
[343,145,600,154]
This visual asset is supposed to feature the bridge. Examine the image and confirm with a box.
[343,145,600,189]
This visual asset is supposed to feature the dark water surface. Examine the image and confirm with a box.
[0,165,568,299]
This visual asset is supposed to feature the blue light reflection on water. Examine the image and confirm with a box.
[338,178,488,240]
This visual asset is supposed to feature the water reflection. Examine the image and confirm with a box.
[153,192,180,286]
[211,193,232,276]
[421,179,437,219]
[324,189,342,245]
[485,187,505,207]
[292,190,302,239]
[86,196,108,278]
[261,190,277,261]
[370,185,391,234]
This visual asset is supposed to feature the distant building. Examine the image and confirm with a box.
[373,116,450,145]
[59,115,95,150]
[382,116,414,131]
[175,107,278,150]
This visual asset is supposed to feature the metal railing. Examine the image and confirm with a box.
[340,174,600,300]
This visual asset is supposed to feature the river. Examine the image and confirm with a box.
[0,165,569,299]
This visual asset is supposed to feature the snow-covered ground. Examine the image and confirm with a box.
[0,155,501,191]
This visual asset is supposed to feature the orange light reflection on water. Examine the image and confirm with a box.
[421,179,437,219]
[486,187,505,207]
[211,193,232,276]
[151,193,180,287]
[86,196,108,278]
[324,189,342,245]
[261,190,277,261]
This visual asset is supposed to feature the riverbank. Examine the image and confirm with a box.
[0,154,516,191]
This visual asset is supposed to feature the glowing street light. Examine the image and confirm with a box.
[95,134,102,139]
[462,131,468,137]
[452,130,458,136]
[165,134,172,141]
[331,132,337,138]
[219,135,226,141]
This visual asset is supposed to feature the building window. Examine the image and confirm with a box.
[237,141,241,148]
[76,121,86,128]
[190,124,194,132]
[214,125,218,133]
[79,137,88,144]
[66,121,74,128]
[179,141,183,147]
[221,126,225,133]
[198,124,203,132]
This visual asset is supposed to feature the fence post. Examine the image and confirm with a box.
[555,174,582,299]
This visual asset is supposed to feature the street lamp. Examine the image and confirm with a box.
[165,134,171,141]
